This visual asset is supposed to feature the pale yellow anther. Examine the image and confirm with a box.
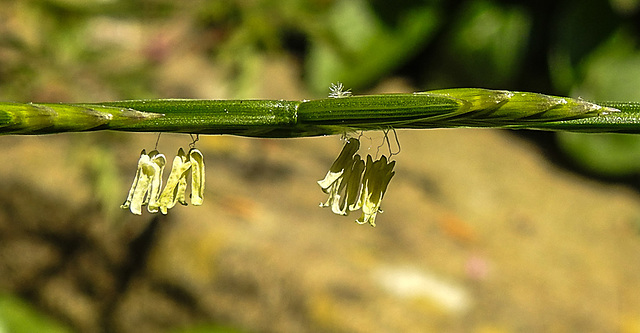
[345,155,365,212]
[317,138,360,191]
[189,148,205,206]
[146,150,167,213]
[121,149,147,211]
[120,150,165,215]
[355,155,395,227]
[156,148,191,214]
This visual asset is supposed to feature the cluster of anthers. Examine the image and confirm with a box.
[121,147,205,215]
[317,138,396,227]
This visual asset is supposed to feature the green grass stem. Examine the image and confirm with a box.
[1,88,639,136]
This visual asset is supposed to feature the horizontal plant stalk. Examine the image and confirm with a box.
[1,88,639,136]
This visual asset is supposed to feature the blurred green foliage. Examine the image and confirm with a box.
[0,294,72,333]
[2,0,640,98]
[444,0,531,86]
[558,132,640,176]
[559,29,640,177]
[305,0,441,92]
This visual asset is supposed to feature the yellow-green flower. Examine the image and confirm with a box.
[356,155,396,227]
[121,150,166,215]
[123,147,205,215]
[318,138,397,226]
[323,154,365,215]
[154,148,191,214]
[318,139,362,214]
[317,138,360,191]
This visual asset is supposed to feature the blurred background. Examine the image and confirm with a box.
[2,0,640,332]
